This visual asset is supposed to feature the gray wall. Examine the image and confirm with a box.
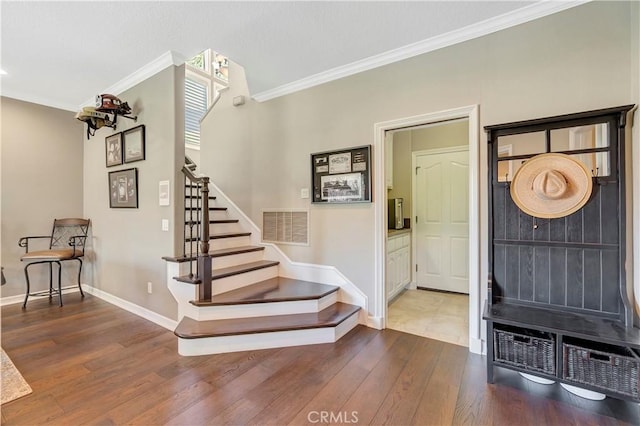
[82,66,183,319]
[201,2,639,314]
[1,97,84,297]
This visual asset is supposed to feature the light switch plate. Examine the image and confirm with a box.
[161,219,169,231]
[301,188,309,199]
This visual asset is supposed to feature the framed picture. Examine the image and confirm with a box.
[105,133,123,167]
[123,125,145,163]
[108,168,138,208]
[311,145,371,203]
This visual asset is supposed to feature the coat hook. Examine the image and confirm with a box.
[592,167,603,185]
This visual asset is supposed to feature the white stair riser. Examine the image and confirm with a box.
[207,222,244,234]
[186,292,338,321]
[184,210,229,221]
[212,251,265,270]
[173,251,265,274]
[177,313,359,356]
[210,236,252,250]
[212,265,278,295]
[184,236,252,254]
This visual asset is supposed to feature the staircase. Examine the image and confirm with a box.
[163,159,362,356]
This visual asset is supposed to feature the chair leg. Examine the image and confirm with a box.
[76,259,84,298]
[56,261,63,307]
[22,265,31,309]
[49,262,53,300]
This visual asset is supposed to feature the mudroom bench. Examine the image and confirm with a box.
[484,105,639,403]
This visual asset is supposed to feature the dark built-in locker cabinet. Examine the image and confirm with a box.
[483,105,640,402]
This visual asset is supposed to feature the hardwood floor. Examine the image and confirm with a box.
[1,294,638,425]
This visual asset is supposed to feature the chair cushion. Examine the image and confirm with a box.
[21,249,80,261]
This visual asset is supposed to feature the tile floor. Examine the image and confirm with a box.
[387,288,469,347]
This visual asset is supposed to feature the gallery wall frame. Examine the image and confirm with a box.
[108,167,138,208]
[311,145,371,203]
[105,132,123,167]
[123,124,145,163]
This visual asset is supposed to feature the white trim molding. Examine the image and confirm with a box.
[83,285,177,331]
[0,91,79,112]
[80,50,185,108]
[252,1,589,102]
[374,105,483,354]
[0,285,177,333]
[1,287,80,306]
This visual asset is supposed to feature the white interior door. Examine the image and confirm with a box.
[415,149,469,294]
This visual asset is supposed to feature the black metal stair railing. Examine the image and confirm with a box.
[181,158,212,301]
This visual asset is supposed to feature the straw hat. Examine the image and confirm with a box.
[510,153,593,219]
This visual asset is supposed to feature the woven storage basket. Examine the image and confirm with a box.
[563,341,640,399]
[493,326,555,375]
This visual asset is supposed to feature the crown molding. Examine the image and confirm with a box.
[252,0,590,102]
[0,90,79,112]
[79,50,184,108]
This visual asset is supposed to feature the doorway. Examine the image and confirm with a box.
[373,105,483,354]
[385,123,470,347]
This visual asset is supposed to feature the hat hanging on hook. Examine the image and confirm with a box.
[510,153,593,219]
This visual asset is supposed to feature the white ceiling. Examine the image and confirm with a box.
[1,1,586,111]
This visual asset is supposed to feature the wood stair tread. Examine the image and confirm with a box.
[210,245,265,258]
[210,232,251,239]
[185,195,216,199]
[185,231,251,243]
[162,245,265,263]
[175,302,360,338]
[212,260,279,281]
[185,219,239,225]
[191,277,339,306]
[185,207,226,211]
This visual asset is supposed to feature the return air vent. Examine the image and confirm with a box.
[262,210,308,245]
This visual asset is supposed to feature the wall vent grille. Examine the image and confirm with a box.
[262,210,309,245]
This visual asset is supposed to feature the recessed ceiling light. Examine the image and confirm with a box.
[0,69,7,75]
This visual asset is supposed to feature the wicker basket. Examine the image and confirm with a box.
[493,326,555,375]
[563,341,640,399]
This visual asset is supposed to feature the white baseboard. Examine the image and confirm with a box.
[0,288,80,307]
[0,293,27,307]
[83,285,177,331]
[469,337,484,355]
[366,315,383,330]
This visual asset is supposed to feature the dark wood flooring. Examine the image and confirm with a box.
[1,294,638,425]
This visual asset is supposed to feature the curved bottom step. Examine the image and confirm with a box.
[175,303,360,356]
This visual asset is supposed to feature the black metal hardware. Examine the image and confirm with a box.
[181,158,212,302]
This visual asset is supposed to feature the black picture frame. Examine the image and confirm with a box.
[311,145,372,203]
[105,132,123,167]
[108,168,138,208]
[123,125,145,163]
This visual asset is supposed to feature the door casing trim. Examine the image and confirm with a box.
[373,104,483,354]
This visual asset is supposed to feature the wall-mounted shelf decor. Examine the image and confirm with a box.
[123,124,145,163]
[311,145,371,203]
[108,167,138,208]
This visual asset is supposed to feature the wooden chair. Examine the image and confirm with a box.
[19,218,90,308]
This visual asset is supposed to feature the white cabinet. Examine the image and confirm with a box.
[387,232,411,300]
